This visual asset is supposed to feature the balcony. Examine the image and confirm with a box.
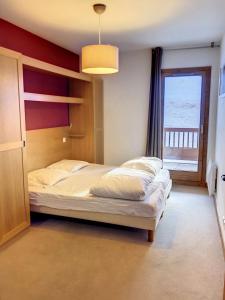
[163,127,199,172]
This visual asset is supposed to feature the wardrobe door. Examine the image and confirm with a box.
[0,50,29,245]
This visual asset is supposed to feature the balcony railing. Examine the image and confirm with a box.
[163,127,199,161]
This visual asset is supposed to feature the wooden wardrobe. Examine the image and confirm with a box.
[0,48,30,246]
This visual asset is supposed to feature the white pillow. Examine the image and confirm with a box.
[121,157,162,176]
[138,157,163,173]
[90,167,154,201]
[28,168,70,186]
[47,160,89,173]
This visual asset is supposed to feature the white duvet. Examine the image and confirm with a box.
[90,167,155,201]
[29,164,172,218]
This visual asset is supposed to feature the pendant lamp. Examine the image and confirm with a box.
[82,4,119,74]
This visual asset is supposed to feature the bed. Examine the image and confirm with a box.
[29,162,172,242]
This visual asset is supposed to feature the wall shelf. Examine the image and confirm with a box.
[23,92,84,104]
[69,134,85,138]
[22,55,91,82]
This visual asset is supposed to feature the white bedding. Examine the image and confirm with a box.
[121,157,162,176]
[90,167,155,201]
[29,164,172,218]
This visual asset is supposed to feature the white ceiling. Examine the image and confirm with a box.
[0,0,225,53]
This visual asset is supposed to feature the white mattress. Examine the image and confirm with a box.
[29,164,172,218]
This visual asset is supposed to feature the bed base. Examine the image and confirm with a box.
[30,205,164,242]
[30,180,171,242]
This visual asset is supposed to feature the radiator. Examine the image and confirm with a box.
[206,160,217,196]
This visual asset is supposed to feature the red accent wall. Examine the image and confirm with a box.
[0,18,80,130]
[25,101,69,130]
[23,68,70,130]
[23,69,70,96]
[0,19,79,71]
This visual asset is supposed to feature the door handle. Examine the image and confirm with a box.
[221,175,225,181]
[200,124,204,134]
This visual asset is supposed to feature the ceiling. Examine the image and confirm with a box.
[0,0,225,53]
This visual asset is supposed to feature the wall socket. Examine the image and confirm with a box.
[62,137,67,143]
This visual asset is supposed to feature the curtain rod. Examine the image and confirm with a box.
[164,43,220,51]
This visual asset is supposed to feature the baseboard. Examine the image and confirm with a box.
[0,221,30,247]
[213,195,225,258]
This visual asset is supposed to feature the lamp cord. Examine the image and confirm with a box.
[98,14,101,44]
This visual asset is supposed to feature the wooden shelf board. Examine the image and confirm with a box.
[22,55,91,82]
[0,47,22,59]
[23,92,83,104]
[69,134,85,138]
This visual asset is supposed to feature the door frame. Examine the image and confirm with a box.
[161,67,211,186]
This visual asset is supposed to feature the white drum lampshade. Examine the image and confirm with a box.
[82,44,119,74]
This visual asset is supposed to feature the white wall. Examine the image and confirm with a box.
[162,47,220,165]
[220,35,225,66]
[103,50,151,165]
[215,34,225,244]
[103,47,220,166]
